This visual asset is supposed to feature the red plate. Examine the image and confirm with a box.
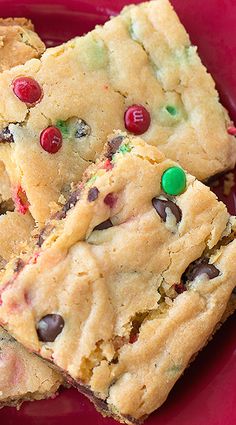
[1,1,236,424]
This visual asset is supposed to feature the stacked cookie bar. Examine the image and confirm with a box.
[0,18,63,409]
[0,0,234,225]
[0,0,236,422]
[1,134,236,423]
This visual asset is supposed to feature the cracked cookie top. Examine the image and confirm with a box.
[0,0,234,224]
[0,133,236,422]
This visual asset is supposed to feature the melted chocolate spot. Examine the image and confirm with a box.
[0,127,14,143]
[152,198,182,223]
[14,258,25,273]
[111,357,119,364]
[94,219,113,231]
[88,187,99,202]
[75,119,91,138]
[188,263,220,281]
[233,287,236,294]
[106,136,123,160]
[129,333,138,344]
[174,282,186,294]
[37,314,64,342]
[37,229,46,247]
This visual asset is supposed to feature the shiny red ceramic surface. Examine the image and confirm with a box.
[1,1,236,424]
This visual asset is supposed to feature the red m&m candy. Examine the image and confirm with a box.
[13,185,30,215]
[124,104,151,135]
[40,126,62,154]
[227,125,236,136]
[12,77,42,105]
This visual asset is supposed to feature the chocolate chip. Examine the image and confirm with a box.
[37,228,46,247]
[68,188,81,206]
[0,199,14,215]
[74,119,91,138]
[87,187,99,202]
[174,282,186,294]
[54,188,81,221]
[37,314,64,342]
[0,127,14,143]
[152,198,182,223]
[188,263,220,281]
[63,188,81,213]
[233,287,236,294]
[37,224,55,247]
[37,234,44,247]
[106,136,123,160]
[14,258,25,273]
[94,219,113,231]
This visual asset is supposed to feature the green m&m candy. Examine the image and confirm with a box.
[161,166,186,196]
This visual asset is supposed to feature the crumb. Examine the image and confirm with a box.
[58,194,66,205]
[164,296,173,306]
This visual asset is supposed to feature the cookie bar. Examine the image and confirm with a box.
[0,25,62,408]
[0,17,45,208]
[0,210,63,408]
[0,211,34,266]
[0,133,236,423]
[0,18,45,72]
[0,0,234,224]
[0,327,63,408]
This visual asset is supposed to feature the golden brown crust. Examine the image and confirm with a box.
[0,18,34,31]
